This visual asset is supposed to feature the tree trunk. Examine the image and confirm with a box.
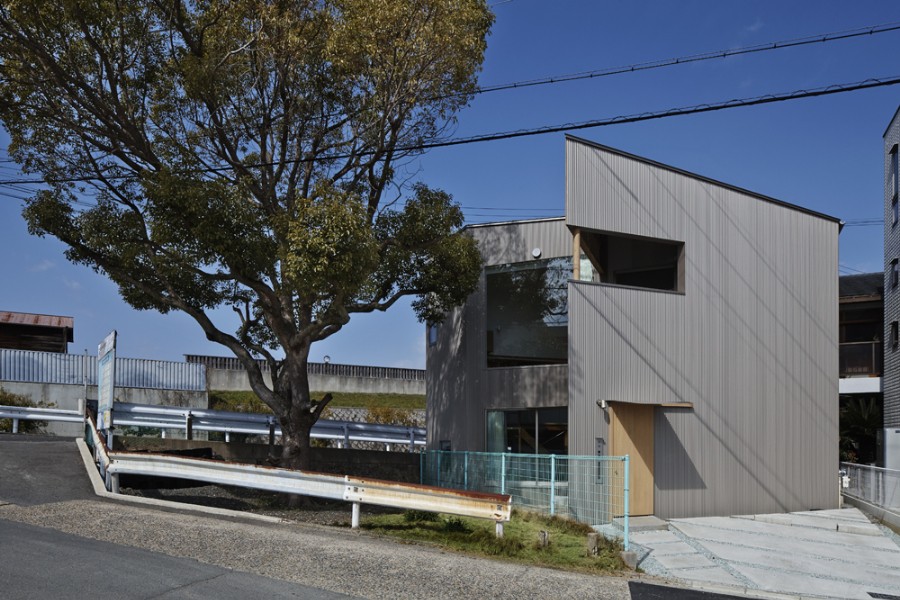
[276,349,317,472]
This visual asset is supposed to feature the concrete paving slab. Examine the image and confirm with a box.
[670,518,899,550]
[653,552,715,570]
[729,564,876,600]
[645,540,698,556]
[692,533,900,568]
[750,511,882,534]
[666,566,744,587]
[631,530,681,544]
[696,540,900,589]
[792,508,872,523]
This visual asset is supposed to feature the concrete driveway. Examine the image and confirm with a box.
[631,508,900,599]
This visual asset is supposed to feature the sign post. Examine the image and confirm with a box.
[97,330,117,448]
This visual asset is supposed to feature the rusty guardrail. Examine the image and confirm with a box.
[103,451,511,534]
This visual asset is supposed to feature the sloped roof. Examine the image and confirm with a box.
[0,311,74,342]
[839,273,883,299]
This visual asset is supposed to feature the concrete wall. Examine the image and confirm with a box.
[118,437,420,483]
[207,368,425,395]
[1,380,207,436]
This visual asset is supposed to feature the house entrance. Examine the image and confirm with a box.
[610,402,655,516]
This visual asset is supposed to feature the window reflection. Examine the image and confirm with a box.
[485,257,570,367]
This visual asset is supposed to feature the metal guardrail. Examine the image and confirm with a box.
[0,403,85,433]
[81,415,511,534]
[841,462,900,510]
[0,401,425,450]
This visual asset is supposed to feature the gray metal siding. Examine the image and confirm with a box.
[885,114,900,428]
[0,349,207,392]
[566,138,839,518]
[426,220,571,452]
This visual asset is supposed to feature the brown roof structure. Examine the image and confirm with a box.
[0,311,74,353]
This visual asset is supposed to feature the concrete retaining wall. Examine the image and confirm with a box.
[118,437,420,483]
[207,368,425,395]
[1,380,207,436]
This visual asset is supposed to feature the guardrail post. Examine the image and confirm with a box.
[343,423,350,449]
[225,431,230,443]
[550,454,556,516]
[12,418,18,434]
[408,428,415,452]
[495,521,504,538]
[186,412,193,440]
[623,455,630,551]
[351,502,360,529]
[110,472,120,494]
[268,418,276,452]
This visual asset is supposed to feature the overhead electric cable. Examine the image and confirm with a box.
[471,22,900,97]
[1,75,899,187]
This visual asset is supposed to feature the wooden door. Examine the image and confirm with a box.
[610,403,655,516]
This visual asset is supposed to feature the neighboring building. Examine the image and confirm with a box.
[838,273,883,464]
[428,136,840,519]
[883,108,900,469]
[0,311,73,353]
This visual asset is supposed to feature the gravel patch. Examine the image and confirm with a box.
[0,496,643,599]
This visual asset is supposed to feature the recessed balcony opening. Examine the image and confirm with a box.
[576,229,685,293]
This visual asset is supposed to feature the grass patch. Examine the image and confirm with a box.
[209,390,425,412]
[362,510,624,573]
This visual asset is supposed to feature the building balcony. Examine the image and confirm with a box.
[839,341,882,378]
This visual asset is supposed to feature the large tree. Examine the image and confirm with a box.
[0,0,490,468]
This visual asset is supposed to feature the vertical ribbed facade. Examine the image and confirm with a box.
[884,108,900,430]
[426,219,570,452]
[566,136,839,518]
[427,138,839,519]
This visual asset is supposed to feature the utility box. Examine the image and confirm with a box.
[885,428,900,471]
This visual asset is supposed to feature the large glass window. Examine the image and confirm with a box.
[486,407,568,454]
[485,257,569,367]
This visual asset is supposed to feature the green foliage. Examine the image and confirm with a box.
[840,397,882,463]
[362,510,625,573]
[0,387,53,434]
[209,390,425,412]
[0,0,491,463]
[403,510,439,523]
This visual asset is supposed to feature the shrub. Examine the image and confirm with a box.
[403,510,439,523]
[0,387,53,434]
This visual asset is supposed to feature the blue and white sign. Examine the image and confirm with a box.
[97,330,116,431]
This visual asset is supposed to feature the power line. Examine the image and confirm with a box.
[472,21,900,97]
[1,74,899,187]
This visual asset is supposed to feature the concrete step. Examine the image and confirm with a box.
[613,515,669,532]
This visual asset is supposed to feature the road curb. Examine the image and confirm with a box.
[74,438,284,524]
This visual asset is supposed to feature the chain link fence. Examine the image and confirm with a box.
[421,450,629,545]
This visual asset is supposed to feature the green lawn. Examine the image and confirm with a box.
[361,509,625,573]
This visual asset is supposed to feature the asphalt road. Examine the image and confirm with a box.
[0,435,94,506]
[0,434,751,600]
[0,519,355,599]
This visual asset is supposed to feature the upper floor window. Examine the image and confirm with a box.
[893,197,898,226]
[892,321,899,349]
[892,145,899,202]
[486,257,569,368]
[892,259,898,288]
[576,229,685,293]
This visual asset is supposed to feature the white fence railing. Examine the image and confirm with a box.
[1,401,425,450]
[1,348,206,391]
[81,416,511,534]
[841,462,900,510]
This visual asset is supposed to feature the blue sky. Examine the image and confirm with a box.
[1,0,898,367]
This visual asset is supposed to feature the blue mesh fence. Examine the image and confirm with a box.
[421,450,629,548]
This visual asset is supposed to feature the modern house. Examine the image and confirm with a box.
[427,136,840,519]
[883,108,900,469]
[838,273,883,465]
